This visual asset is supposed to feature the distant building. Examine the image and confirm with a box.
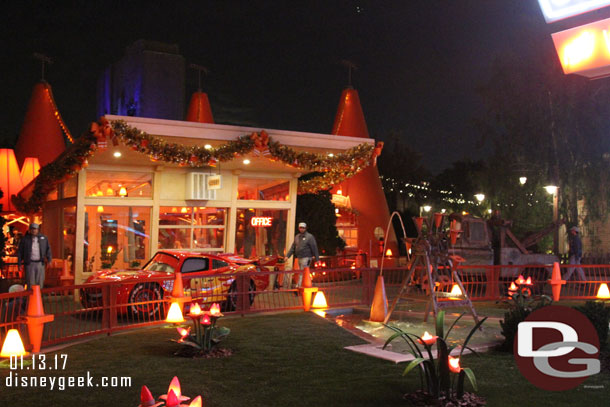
[97,40,185,120]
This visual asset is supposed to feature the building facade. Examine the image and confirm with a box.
[34,115,375,284]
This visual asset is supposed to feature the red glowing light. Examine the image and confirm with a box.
[210,303,221,316]
[448,356,461,373]
[417,331,438,346]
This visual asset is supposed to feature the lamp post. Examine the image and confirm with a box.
[545,185,559,255]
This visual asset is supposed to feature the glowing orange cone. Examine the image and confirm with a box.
[414,217,424,233]
[171,272,184,298]
[302,267,312,288]
[169,272,191,311]
[450,230,459,245]
[300,267,318,311]
[369,276,388,322]
[434,213,443,228]
[24,285,54,353]
[547,262,566,302]
[596,283,610,299]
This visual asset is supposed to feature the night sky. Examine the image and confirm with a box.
[3,1,610,173]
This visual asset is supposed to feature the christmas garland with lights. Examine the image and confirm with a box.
[109,120,377,193]
[12,133,97,213]
[13,119,380,213]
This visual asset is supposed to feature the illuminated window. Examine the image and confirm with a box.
[62,177,78,198]
[336,208,358,247]
[158,207,226,252]
[84,206,151,271]
[85,170,152,198]
[337,227,358,248]
[235,209,288,258]
[237,177,290,201]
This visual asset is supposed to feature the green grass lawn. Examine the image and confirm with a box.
[0,312,607,406]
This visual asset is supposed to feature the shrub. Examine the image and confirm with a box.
[499,280,552,352]
[574,301,610,350]
[383,311,487,402]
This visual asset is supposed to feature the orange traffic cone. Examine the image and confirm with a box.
[302,267,312,288]
[547,262,566,302]
[300,267,318,312]
[369,276,388,322]
[171,272,184,297]
[24,285,54,353]
[169,272,191,311]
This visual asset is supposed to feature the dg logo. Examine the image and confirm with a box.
[514,305,600,391]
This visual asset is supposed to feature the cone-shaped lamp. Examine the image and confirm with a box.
[20,157,40,186]
[0,329,27,357]
[597,283,610,299]
[166,302,185,323]
[15,82,68,167]
[0,149,24,212]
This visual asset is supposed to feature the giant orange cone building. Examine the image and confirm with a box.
[14,81,68,167]
[331,87,397,255]
[186,91,214,123]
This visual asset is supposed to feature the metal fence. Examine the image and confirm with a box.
[1,263,609,350]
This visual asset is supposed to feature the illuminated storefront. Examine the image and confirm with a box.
[29,115,375,283]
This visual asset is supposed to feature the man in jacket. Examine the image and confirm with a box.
[17,223,52,288]
[564,226,586,282]
[285,222,319,289]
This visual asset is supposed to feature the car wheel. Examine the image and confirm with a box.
[222,280,256,312]
[128,283,163,319]
[80,287,103,309]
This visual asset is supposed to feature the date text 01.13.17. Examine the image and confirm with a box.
[10,354,68,370]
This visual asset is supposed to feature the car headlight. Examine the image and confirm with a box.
[162,280,174,292]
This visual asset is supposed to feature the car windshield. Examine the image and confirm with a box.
[143,252,179,273]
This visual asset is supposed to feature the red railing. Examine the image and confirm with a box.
[1,264,609,350]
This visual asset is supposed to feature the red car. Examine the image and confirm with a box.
[81,251,279,318]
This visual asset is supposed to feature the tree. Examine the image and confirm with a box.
[295,190,345,255]
[377,132,431,240]
[477,49,610,236]
[430,159,488,216]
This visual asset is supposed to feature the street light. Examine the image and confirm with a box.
[545,185,559,255]
[519,177,527,185]
[423,205,432,213]
[544,185,558,195]
[474,193,485,203]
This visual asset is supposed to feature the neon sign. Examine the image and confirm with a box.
[538,0,610,23]
[551,17,610,77]
[250,217,272,227]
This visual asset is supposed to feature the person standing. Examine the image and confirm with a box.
[286,222,319,289]
[17,223,52,288]
[564,226,586,282]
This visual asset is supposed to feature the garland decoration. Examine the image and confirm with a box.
[109,120,377,193]
[12,132,96,214]
[13,118,380,212]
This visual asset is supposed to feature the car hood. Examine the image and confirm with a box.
[86,268,173,283]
